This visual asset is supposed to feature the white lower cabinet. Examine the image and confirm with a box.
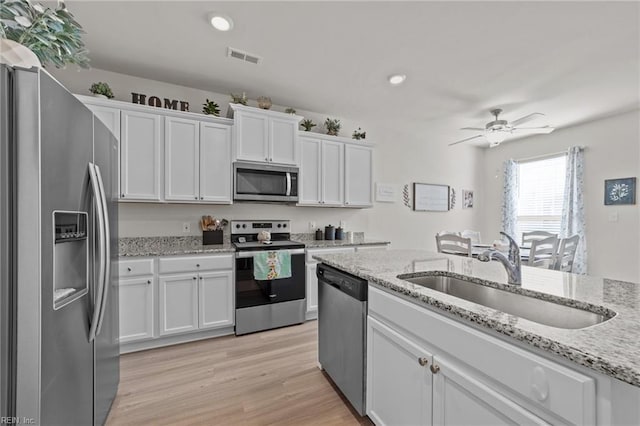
[367,285,596,425]
[119,254,234,349]
[158,273,199,336]
[198,270,234,329]
[118,276,155,343]
[367,317,432,426]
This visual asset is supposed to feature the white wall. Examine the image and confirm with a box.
[480,110,640,282]
[49,67,483,248]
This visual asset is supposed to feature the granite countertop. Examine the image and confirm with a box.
[119,236,235,257]
[312,249,640,388]
[292,232,389,248]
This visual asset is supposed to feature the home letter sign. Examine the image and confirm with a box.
[131,92,189,112]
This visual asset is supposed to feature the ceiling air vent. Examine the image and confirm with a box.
[227,47,262,65]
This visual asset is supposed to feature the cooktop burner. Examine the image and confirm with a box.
[230,220,304,251]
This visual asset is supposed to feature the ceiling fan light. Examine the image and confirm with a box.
[486,131,507,144]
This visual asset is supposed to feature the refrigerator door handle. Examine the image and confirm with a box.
[88,162,106,342]
[94,164,110,336]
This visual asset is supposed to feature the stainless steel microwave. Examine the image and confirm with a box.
[233,162,299,202]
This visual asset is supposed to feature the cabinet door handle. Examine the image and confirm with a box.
[127,267,132,272]
[200,197,203,200]
[121,194,125,198]
[269,158,273,162]
[196,264,200,267]
[430,364,440,374]
[199,276,203,280]
[193,276,197,280]
[265,157,268,161]
[147,280,151,285]
[418,357,429,367]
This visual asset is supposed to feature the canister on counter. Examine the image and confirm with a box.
[315,228,324,240]
[335,226,344,240]
[324,225,335,240]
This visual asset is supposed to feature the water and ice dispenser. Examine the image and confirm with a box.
[53,211,88,309]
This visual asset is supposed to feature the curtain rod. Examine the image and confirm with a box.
[514,146,586,164]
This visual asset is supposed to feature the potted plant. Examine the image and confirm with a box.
[0,0,90,69]
[300,119,316,132]
[202,98,220,116]
[285,108,296,114]
[89,82,114,99]
[352,127,366,140]
[230,92,248,105]
[325,118,341,136]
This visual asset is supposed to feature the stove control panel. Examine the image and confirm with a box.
[231,220,290,234]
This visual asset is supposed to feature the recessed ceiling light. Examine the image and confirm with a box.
[388,74,406,85]
[209,13,233,31]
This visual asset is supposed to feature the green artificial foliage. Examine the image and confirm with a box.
[0,0,90,68]
[285,108,296,114]
[352,127,366,140]
[230,92,248,105]
[300,119,316,132]
[89,82,114,98]
[202,99,220,116]
[324,118,341,136]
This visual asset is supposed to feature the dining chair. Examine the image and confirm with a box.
[461,230,481,245]
[526,236,559,269]
[436,234,472,257]
[522,231,557,246]
[555,235,580,272]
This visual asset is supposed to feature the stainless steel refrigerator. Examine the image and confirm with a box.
[0,65,119,425]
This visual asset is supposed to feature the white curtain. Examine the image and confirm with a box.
[561,146,587,274]
[501,159,518,241]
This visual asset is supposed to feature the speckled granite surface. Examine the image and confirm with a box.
[313,249,640,387]
[292,232,390,248]
[119,236,235,257]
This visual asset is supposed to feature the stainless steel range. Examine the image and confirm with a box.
[232,220,306,335]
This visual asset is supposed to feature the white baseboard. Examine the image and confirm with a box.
[119,326,235,354]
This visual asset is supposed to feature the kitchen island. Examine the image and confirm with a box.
[313,249,640,425]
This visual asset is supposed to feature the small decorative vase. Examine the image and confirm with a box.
[257,96,272,110]
[0,39,41,69]
[93,94,108,99]
[327,129,338,136]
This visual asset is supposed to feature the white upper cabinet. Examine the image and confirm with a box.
[344,144,373,207]
[120,110,162,201]
[321,140,344,205]
[299,137,322,204]
[88,105,120,141]
[269,117,298,165]
[164,117,200,201]
[234,109,269,163]
[200,122,232,203]
[299,137,343,206]
[232,104,301,165]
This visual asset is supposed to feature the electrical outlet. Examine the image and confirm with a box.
[340,220,347,229]
[182,222,191,233]
[309,221,316,230]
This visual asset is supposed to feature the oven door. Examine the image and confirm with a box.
[234,162,299,202]
[235,249,306,308]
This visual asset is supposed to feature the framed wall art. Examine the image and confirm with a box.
[413,183,450,212]
[463,189,474,209]
[604,177,636,205]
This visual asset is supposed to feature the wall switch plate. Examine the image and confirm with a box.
[309,221,316,230]
[608,212,619,222]
[182,222,191,233]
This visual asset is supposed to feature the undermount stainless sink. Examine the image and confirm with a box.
[399,274,612,329]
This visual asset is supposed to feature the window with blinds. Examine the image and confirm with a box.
[516,155,567,238]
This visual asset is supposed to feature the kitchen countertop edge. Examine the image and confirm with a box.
[313,251,640,388]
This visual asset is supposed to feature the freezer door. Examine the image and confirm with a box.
[93,115,120,426]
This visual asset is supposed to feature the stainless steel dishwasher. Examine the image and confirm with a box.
[317,263,367,416]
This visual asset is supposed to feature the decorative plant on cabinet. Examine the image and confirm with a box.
[89,82,114,99]
[325,118,341,136]
[301,119,316,132]
[202,99,220,116]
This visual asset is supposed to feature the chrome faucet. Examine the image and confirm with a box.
[477,232,522,286]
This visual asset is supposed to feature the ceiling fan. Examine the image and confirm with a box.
[450,109,555,147]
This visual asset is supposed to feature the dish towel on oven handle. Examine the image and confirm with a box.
[253,250,292,280]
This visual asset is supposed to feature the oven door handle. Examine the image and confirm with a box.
[235,248,305,258]
[286,172,292,196]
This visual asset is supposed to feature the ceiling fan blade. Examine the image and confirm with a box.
[512,126,555,134]
[510,112,545,127]
[449,134,484,146]
[460,127,484,131]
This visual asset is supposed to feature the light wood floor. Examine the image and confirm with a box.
[106,321,372,425]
